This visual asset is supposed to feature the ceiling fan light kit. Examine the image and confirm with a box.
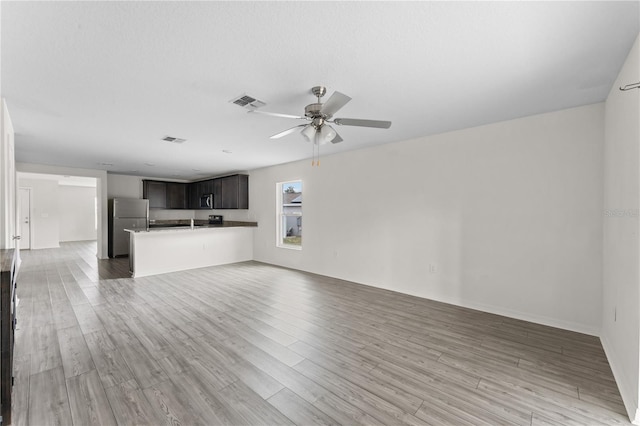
[318,125,336,145]
[301,124,316,142]
[249,85,392,166]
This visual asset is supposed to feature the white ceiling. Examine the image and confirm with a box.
[18,172,97,188]
[2,1,638,180]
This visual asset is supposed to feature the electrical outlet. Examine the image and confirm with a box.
[428,263,437,273]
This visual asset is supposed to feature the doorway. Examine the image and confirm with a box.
[18,187,31,250]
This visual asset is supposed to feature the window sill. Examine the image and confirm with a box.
[276,244,302,251]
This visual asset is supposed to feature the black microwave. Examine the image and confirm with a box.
[200,194,213,209]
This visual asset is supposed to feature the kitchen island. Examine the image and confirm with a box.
[125,222,256,278]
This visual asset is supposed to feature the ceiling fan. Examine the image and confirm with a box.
[249,86,392,145]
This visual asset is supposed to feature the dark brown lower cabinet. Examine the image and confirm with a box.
[0,249,17,425]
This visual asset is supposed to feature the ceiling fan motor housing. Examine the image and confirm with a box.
[305,103,323,117]
[305,103,329,129]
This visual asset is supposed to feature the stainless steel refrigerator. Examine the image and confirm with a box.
[108,198,148,258]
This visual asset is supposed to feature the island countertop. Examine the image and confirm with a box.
[125,221,257,233]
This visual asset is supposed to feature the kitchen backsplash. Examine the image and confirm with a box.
[149,208,252,222]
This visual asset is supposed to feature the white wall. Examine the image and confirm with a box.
[17,163,108,258]
[250,103,604,335]
[0,99,16,249]
[18,178,60,249]
[107,173,145,199]
[58,185,97,242]
[602,33,640,424]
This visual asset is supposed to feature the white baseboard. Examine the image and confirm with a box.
[600,335,638,424]
[257,259,601,336]
[257,259,631,421]
[431,295,601,336]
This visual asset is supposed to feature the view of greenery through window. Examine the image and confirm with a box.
[280,181,302,247]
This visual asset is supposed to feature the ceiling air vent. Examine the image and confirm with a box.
[162,136,186,144]
[230,94,266,110]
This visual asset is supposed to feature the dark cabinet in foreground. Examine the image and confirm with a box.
[0,249,17,425]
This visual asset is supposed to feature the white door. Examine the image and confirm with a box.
[18,188,31,250]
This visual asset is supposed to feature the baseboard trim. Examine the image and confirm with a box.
[255,258,600,336]
[257,258,630,421]
[601,335,638,424]
[429,295,601,336]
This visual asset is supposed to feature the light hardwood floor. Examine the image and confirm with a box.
[13,241,630,425]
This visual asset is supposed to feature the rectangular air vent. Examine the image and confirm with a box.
[162,136,186,144]
[230,94,266,110]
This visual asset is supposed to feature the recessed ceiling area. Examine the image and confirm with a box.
[2,1,638,180]
[17,172,97,188]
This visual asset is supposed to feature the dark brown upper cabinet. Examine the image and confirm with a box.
[142,180,167,209]
[220,174,249,209]
[166,183,188,209]
[144,174,248,210]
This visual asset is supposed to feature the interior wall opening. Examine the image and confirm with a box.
[16,172,98,250]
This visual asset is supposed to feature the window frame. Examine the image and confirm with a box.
[276,180,302,250]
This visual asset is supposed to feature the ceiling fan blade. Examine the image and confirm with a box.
[331,131,343,144]
[333,118,392,129]
[270,124,307,139]
[320,91,352,117]
[249,110,306,120]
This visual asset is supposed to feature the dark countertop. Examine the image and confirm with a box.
[127,220,258,233]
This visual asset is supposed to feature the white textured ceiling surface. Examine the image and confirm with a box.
[2,1,638,179]
[18,172,97,188]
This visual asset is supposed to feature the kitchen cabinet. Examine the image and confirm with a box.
[188,183,204,209]
[188,179,215,209]
[146,175,248,210]
[166,183,188,209]
[220,174,249,209]
[142,180,167,209]
[237,175,249,209]
[213,179,222,209]
[187,184,198,209]
[204,179,215,196]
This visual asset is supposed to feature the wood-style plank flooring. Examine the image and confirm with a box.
[13,241,630,425]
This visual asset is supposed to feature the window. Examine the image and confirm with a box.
[277,180,302,249]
